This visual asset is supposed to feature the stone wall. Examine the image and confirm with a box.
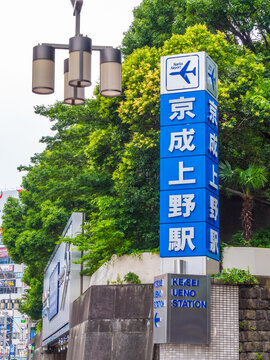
[239,276,270,360]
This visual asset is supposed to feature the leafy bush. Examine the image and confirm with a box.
[231,227,270,248]
[212,268,258,285]
[123,272,141,284]
[250,227,270,248]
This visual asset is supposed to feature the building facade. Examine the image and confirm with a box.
[0,190,30,359]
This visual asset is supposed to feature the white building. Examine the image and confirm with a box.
[42,212,88,354]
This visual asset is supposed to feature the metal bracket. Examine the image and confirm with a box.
[71,0,83,16]
[42,43,69,50]
[41,43,113,51]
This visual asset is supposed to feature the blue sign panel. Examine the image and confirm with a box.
[160,156,219,195]
[160,222,219,260]
[160,52,219,261]
[48,262,60,321]
[160,189,219,226]
[160,92,218,131]
[160,123,218,163]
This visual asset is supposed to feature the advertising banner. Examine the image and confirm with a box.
[0,279,15,287]
[48,262,60,320]
[0,264,13,272]
[0,248,8,258]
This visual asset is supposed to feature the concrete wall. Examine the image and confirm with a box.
[89,252,160,286]
[67,284,154,360]
[223,247,270,276]
[88,247,270,289]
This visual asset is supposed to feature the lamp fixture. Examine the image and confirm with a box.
[64,59,85,105]
[100,48,122,97]
[32,0,122,104]
[32,45,55,95]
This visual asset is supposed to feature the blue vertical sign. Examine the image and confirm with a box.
[160,52,219,261]
[10,344,15,356]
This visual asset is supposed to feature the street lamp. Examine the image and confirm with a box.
[32,0,122,105]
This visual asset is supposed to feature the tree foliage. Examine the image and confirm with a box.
[122,0,270,55]
[2,100,105,318]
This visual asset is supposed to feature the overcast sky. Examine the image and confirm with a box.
[0,0,141,190]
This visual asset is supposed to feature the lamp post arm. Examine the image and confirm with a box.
[41,43,69,50]
[41,43,113,51]
[92,45,113,51]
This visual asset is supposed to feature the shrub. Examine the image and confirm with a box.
[230,227,270,248]
[212,268,258,285]
[123,272,141,284]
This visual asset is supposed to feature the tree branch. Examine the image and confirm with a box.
[225,188,270,206]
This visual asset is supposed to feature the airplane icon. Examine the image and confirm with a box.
[208,68,216,91]
[169,60,196,84]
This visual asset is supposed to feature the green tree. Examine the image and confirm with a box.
[122,0,270,55]
[2,100,105,319]
[122,0,187,55]
[220,161,268,242]
[186,0,270,52]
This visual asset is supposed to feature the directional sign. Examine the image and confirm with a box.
[153,275,167,342]
[154,312,161,327]
[10,344,15,356]
[153,274,211,344]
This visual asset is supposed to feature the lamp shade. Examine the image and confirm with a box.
[100,48,122,97]
[64,59,85,105]
[32,45,55,94]
[69,36,92,87]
